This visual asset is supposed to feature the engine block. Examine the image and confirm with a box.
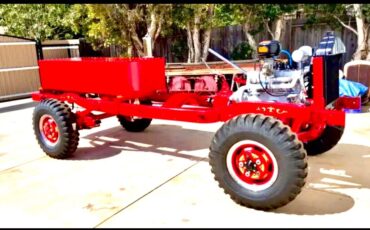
[230,59,308,104]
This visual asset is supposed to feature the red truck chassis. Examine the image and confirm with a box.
[32,56,358,141]
[31,55,360,211]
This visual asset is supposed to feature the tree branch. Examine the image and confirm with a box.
[333,14,358,35]
[154,19,161,41]
[264,20,274,38]
[154,9,164,41]
[364,24,370,43]
[147,9,157,39]
[186,22,194,63]
[245,10,252,25]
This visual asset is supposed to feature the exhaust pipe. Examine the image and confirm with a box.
[208,48,250,90]
[208,48,249,76]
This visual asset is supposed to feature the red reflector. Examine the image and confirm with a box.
[334,96,361,110]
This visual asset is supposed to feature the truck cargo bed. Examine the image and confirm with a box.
[38,57,166,99]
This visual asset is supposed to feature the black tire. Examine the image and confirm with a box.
[209,114,307,210]
[33,99,79,159]
[304,125,344,156]
[117,100,152,132]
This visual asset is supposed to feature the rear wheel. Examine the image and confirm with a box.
[33,99,79,159]
[209,114,307,210]
[304,125,344,156]
[117,100,152,132]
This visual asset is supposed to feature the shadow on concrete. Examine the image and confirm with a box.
[361,103,369,113]
[68,122,370,216]
[274,143,370,216]
[0,101,37,114]
[70,124,214,162]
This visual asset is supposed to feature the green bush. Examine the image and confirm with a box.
[170,39,188,62]
[230,42,253,60]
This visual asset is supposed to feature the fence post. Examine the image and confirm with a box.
[35,39,44,60]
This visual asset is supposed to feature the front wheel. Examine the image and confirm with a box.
[33,99,79,159]
[209,114,307,210]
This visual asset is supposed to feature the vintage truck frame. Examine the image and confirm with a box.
[31,52,360,210]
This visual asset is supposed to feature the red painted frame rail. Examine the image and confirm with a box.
[32,56,361,143]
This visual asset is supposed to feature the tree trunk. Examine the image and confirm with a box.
[273,16,284,41]
[200,4,214,62]
[129,24,144,57]
[366,29,370,60]
[201,29,211,62]
[193,15,201,63]
[353,4,366,60]
[243,23,257,58]
[264,16,285,41]
[154,20,162,42]
[131,34,144,57]
[127,45,133,57]
[147,9,157,50]
[264,20,274,39]
[186,23,194,63]
[147,7,164,52]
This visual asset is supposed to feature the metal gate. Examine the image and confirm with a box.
[42,39,80,59]
[0,35,40,102]
[0,35,81,102]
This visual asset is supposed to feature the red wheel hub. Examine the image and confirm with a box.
[227,140,278,191]
[39,115,59,145]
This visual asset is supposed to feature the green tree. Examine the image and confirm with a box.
[173,4,216,63]
[303,4,370,60]
[257,4,297,41]
[214,4,298,58]
[0,4,78,42]
[214,4,260,58]
[73,4,172,57]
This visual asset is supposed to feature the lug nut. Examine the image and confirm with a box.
[239,162,244,167]
[245,171,250,177]
[256,159,261,165]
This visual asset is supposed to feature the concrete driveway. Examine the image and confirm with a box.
[0,98,369,228]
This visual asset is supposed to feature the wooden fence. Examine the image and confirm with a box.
[209,18,357,65]
[150,18,358,64]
